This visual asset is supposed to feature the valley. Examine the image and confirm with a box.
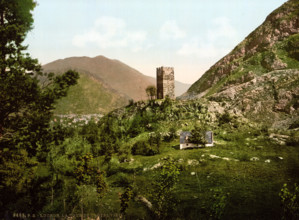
[1,0,299,219]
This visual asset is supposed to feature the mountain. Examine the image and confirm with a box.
[175,81,191,97]
[43,56,190,114]
[181,0,299,129]
[43,56,155,101]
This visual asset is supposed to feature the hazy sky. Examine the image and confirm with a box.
[25,0,287,84]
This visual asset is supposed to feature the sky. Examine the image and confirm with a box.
[25,0,287,84]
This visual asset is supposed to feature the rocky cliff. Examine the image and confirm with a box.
[183,0,299,128]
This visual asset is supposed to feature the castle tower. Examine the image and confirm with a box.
[156,67,175,99]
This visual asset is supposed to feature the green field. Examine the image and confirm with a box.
[33,99,299,219]
[94,131,299,219]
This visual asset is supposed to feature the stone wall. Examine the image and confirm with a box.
[156,67,175,99]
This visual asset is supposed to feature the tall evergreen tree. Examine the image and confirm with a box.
[0,0,79,215]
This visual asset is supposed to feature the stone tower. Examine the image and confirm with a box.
[156,66,175,99]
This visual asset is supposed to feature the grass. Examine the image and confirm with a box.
[49,99,299,218]
[96,127,299,219]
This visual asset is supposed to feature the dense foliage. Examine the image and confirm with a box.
[0,0,79,216]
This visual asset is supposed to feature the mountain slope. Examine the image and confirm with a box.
[175,81,191,97]
[182,0,299,128]
[43,56,155,101]
[53,73,128,114]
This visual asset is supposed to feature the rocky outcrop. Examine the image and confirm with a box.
[208,69,299,128]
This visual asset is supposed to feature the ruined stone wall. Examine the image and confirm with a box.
[156,67,175,99]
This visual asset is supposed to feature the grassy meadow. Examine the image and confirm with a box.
[41,98,299,219]
[96,129,299,219]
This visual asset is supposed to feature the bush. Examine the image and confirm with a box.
[288,34,299,60]
[209,188,229,220]
[148,132,161,151]
[80,120,99,144]
[128,99,134,106]
[286,131,299,146]
[164,127,178,142]
[219,111,233,125]
[111,173,131,187]
[279,183,299,220]
[237,153,250,162]
[118,148,131,163]
[131,140,158,156]
[106,157,121,176]
[128,114,145,137]
[289,119,299,129]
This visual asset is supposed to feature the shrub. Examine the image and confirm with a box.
[289,119,299,129]
[286,131,299,146]
[279,183,299,220]
[164,127,178,142]
[120,186,134,215]
[149,132,162,151]
[112,173,131,187]
[128,114,145,137]
[209,188,229,220]
[219,111,233,125]
[118,148,131,163]
[106,157,121,176]
[80,120,99,144]
[128,99,134,106]
[237,153,250,162]
[131,140,158,156]
[288,34,299,60]
[160,96,172,111]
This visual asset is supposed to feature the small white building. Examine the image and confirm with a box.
[180,131,214,150]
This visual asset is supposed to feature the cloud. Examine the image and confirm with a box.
[177,40,229,58]
[177,17,238,58]
[207,17,237,42]
[72,16,147,51]
[160,20,186,40]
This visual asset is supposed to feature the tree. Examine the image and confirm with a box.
[0,0,79,215]
[146,85,157,100]
[189,124,207,146]
[0,0,36,75]
[149,157,180,219]
[75,153,108,218]
[75,153,108,196]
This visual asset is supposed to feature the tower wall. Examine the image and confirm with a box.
[156,67,175,99]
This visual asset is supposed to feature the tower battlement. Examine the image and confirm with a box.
[156,66,175,99]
